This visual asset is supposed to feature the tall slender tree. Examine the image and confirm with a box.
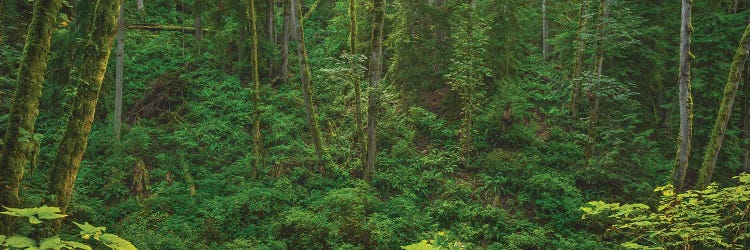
[366,0,384,181]
[114,0,125,143]
[586,0,608,166]
[0,0,62,234]
[350,0,365,170]
[542,0,549,61]
[280,0,291,81]
[291,0,325,166]
[267,0,275,78]
[697,22,750,189]
[672,0,693,193]
[48,0,121,231]
[245,0,263,177]
[570,0,589,119]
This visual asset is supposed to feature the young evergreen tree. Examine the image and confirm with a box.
[365,0,385,181]
[48,0,120,231]
[0,0,61,234]
[672,0,693,193]
[291,0,325,166]
[697,22,750,189]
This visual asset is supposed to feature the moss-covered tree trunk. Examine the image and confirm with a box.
[672,0,693,193]
[291,0,325,166]
[48,0,120,231]
[280,0,291,81]
[0,0,61,234]
[350,0,366,171]
[743,66,750,173]
[586,0,607,167]
[570,0,589,119]
[245,0,263,178]
[696,23,750,189]
[365,0,384,182]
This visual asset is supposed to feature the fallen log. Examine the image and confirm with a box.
[126,23,212,33]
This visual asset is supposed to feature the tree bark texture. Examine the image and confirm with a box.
[697,22,750,189]
[115,0,125,143]
[280,0,291,81]
[349,0,365,172]
[672,0,692,193]
[245,0,263,178]
[0,0,61,234]
[366,0,385,181]
[586,0,607,166]
[570,0,589,119]
[267,0,275,78]
[48,0,120,231]
[291,0,325,166]
[542,0,549,61]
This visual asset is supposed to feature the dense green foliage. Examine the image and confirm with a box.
[2,0,750,248]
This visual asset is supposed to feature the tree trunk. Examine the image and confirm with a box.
[366,0,385,182]
[743,66,750,173]
[137,0,144,14]
[125,23,210,33]
[0,0,61,234]
[697,23,750,189]
[267,0,275,78]
[48,0,121,232]
[239,19,249,88]
[280,0,291,81]
[672,0,692,193]
[291,0,325,166]
[194,0,203,44]
[350,0,365,171]
[570,0,589,119]
[245,0,263,178]
[586,0,607,167]
[542,0,549,61]
[115,0,125,143]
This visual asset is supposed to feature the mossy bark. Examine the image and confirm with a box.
[0,0,61,234]
[291,0,325,167]
[672,0,693,193]
[280,0,291,81]
[48,0,120,232]
[586,0,607,167]
[366,0,385,182]
[245,0,264,178]
[696,22,750,189]
[350,0,366,173]
[570,0,589,119]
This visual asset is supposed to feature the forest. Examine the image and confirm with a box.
[2,0,750,249]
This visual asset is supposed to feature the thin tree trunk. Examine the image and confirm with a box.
[239,20,249,88]
[350,0,365,171]
[194,0,203,45]
[245,0,263,178]
[267,0,275,78]
[672,0,692,193]
[743,66,750,173]
[697,23,750,189]
[586,0,607,166]
[570,0,589,119]
[542,0,549,61]
[115,0,125,143]
[366,0,385,182]
[291,0,325,166]
[0,0,61,235]
[280,0,291,81]
[48,0,121,232]
[137,0,144,14]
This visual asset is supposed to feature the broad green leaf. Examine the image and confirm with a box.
[401,240,434,250]
[99,234,137,250]
[62,240,93,250]
[35,206,67,220]
[5,235,36,248]
[0,234,6,244]
[39,236,63,250]
[73,222,106,236]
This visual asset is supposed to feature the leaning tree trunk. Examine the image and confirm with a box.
[245,0,263,178]
[672,0,693,193]
[48,0,121,232]
[114,0,125,143]
[696,23,750,189]
[291,0,325,166]
[365,0,385,182]
[350,0,366,172]
[570,0,589,119]
[0,0,61,235]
